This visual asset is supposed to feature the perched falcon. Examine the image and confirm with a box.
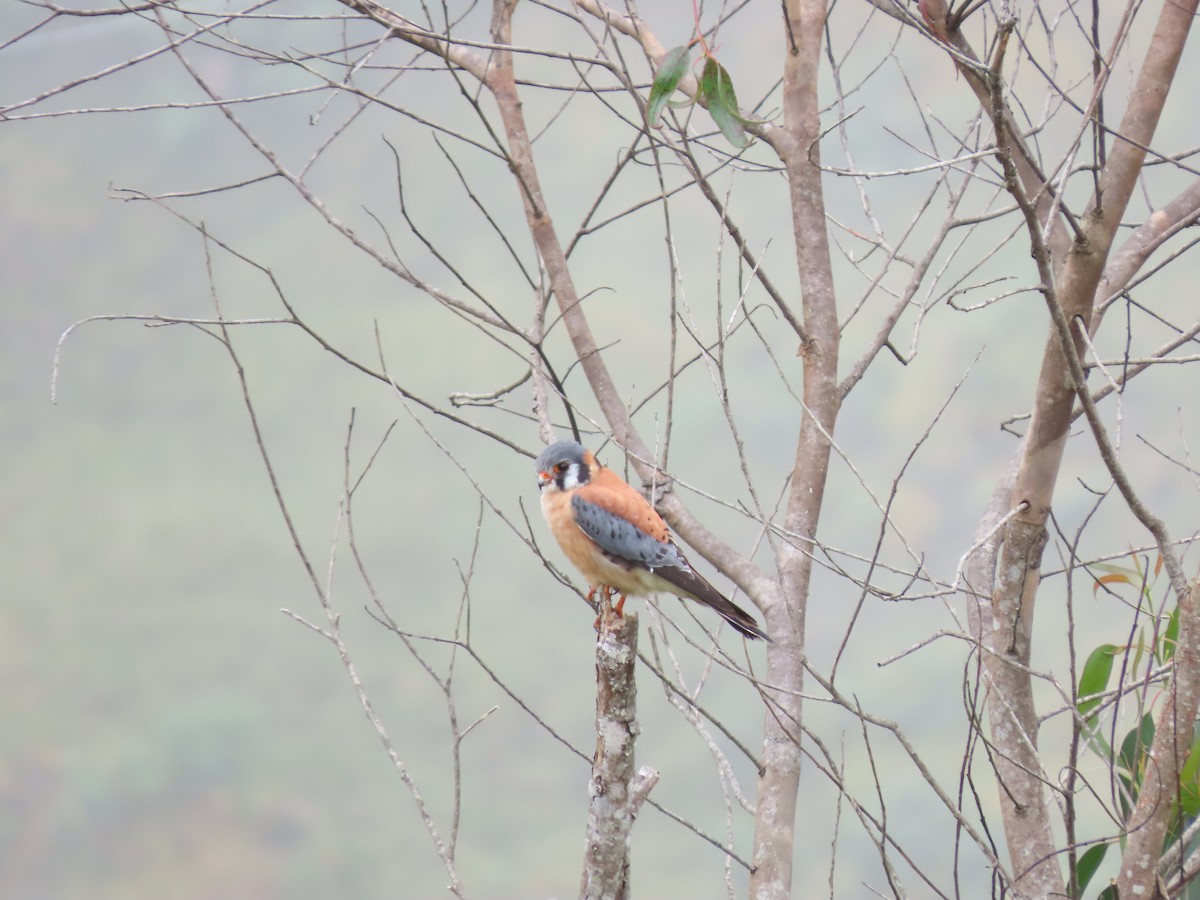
[535,440,768,641]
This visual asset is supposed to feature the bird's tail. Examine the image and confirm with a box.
[657,567,770,641]
[708,595,770,641]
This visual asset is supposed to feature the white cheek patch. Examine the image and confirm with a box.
[560,463,586,490]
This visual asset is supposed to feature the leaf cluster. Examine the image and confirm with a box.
[1073,555,1197,898]
[646,45,757,149]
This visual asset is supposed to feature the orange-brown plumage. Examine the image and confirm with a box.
[540,479,619,590]
[535,440,768,641]
[575,456,672,543]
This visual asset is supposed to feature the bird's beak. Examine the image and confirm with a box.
[536,469,552,489]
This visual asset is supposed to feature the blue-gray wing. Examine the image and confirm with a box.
[571,494,685,570]
[570,493,770,640]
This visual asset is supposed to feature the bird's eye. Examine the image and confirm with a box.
[555,461,568,472]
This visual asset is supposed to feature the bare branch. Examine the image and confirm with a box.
[580,598,641,900]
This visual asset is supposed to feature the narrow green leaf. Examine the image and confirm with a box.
[700,56,751,148]
[647,46,691,128]
[1091,562,1137,578]
[1118,713,1156,788]
[1131,628,1145,679]
[1179,782,1200,820]
[1117,771,1134,819]
[1076,644,1116,720]
[1160,605,1180,663]
[1164,815,1186,857]
[1079,722,1113,763]
[1177,734,1200,818]
[1075,843,1109,894]
[1180,734,1200,784]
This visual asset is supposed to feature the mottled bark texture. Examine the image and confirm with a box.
[917,0,1199,893]
[749,1,840,897]
[580,604,640,900]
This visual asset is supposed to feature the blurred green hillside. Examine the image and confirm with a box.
[4,3,1198,899]
[0,11,773,897]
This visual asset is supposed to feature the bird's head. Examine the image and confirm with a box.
[535,440,593,492]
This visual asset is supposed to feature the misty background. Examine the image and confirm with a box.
[4,2,1197,897]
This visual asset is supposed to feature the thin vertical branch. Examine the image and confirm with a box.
[580,598,642,900]
[751,1,842,898]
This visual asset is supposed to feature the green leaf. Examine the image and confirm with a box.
[699,56,751,148]
[1180,733,1200,785]
[1177,733,1200,818]
[1075,842,1109,894]
[1131,628,1145,680]
[1116,715,1157,818]
[1118,713,1156,786]
[1076,644,1116,720]
[1091,562,1136,579]
[647,46,691,129]
[1160,605,1180,663]
[1117,771,1134,819]
[1079,723,1113,763]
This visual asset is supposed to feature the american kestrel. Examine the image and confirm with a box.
[535,440,768,641]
